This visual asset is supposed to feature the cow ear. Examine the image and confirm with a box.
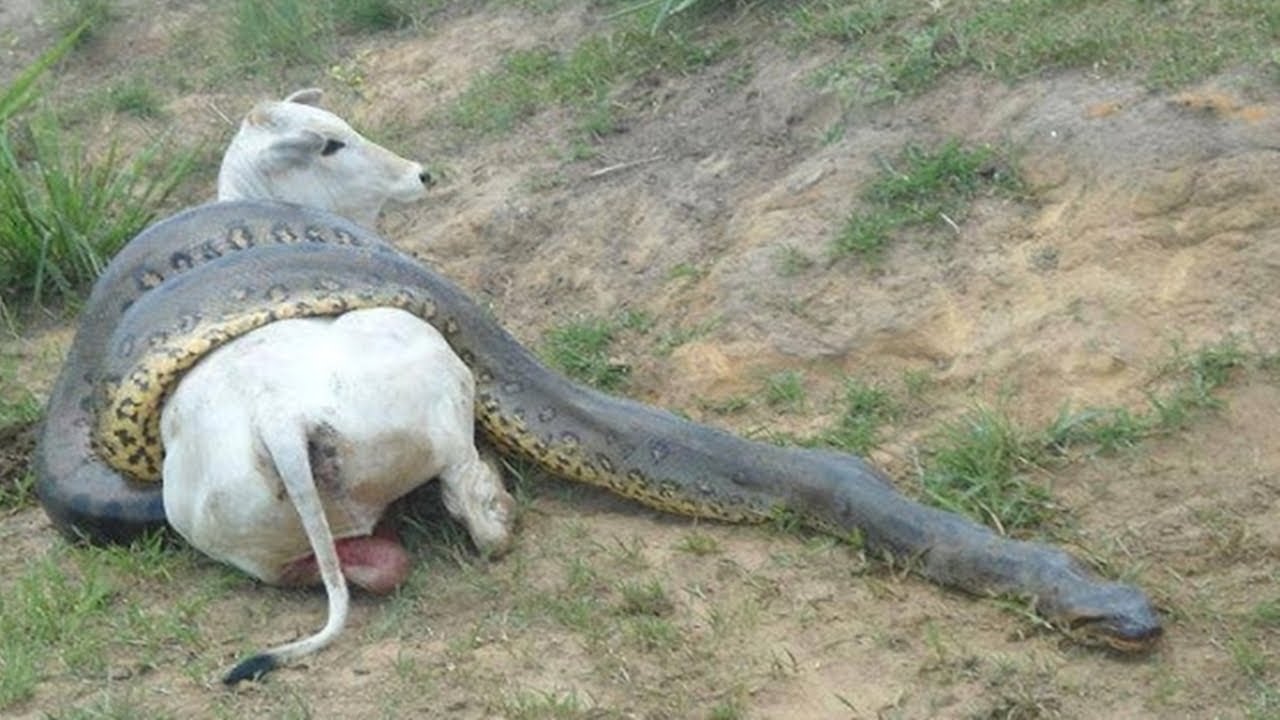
[268,128,328,167]
[284,88,324,107]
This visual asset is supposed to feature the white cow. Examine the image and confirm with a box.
[217,88,431,228]
[159,91,511,682]
[162,309,515,682]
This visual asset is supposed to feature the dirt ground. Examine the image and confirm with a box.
[1,2,1278,719]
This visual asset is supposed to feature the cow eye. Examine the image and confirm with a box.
[321,139,346,156]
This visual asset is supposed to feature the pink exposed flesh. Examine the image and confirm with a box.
[279,524,411,594]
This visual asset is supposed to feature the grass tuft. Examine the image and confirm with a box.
[542,316,630,391]
[920,406,1055,533]
[833,139,1021,262]
[106,79,165,119]
[608,0,725,35]
[0,29,197,307]
[918,339,1253,532]
[329,0,417,32]
[0,555,116,706]
[795,0,1280,101]
[762,370,806,413]
[675,531,721,555]
[1048,338,1250,454]
[229,0,332,68]
[616,579,674,617]
[813,378,898,455]
[448,20,722,137]
[44,0,113,46]
[0,25,84,123]
[0,116,197,305]
[502,689,591,719]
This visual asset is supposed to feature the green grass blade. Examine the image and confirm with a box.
[0,22,87,123]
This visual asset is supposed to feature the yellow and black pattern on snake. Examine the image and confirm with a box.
[36,201,390,544]
[38,199,1162,651]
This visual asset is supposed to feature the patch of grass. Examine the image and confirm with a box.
[0,358,40,514]
[44,0,113,46]
[667,262,705,282]
[870,141,1018,217]
[623,614,681,651]
[328,0,417,32]
[228,0,332,68]
[1154,339,1248,420]
[919,406,1056,533]
[227,0,418,72]
[917,339,1254,532]
[0,360,40,430]
[1047,339,1250,455]
[0,554,116,707]
[616,579,674,617]
[795,0,1280,102]
[655,317,720,355]
[1231,634,1269,681]
[1045,405,1146,455]
[902,368,934,401]
[708,695,747,720]
[0,469,36,511]
[0,115,197,305]
[608,0,724,35]
[833,139,1021,262]
[542,316,630,391]
[813,378,898,455]
[38,691,171,720]
[574,99,620,141]
[675,531,721,555]
[616,308,655,333]
[774,244,814,276]
[106,78,164,119]
[762,370,806,413]
[698,394,749,415]
[788,0,901,45]
[502,689,591,719]
[449,48,556,135]
[1251,598,1280,628]
[820,121,845,145]
[1,24,83,124]
[448,19,723,136]
[832,212,897,261]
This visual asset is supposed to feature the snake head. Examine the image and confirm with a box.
[1041,578,1163,653]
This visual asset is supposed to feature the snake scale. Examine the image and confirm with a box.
[36,199,1161,651]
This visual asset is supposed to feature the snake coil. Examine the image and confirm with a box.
[36,200,1162,652]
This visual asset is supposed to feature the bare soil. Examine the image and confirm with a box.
[1,2,1278,719]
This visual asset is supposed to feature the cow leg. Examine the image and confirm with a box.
[439,450,515,558]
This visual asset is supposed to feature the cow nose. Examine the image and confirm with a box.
[418,170,434,187]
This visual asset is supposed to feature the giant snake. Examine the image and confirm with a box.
[35,199,1162,652]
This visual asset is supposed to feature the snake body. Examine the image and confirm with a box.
[37,199,1161,650]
